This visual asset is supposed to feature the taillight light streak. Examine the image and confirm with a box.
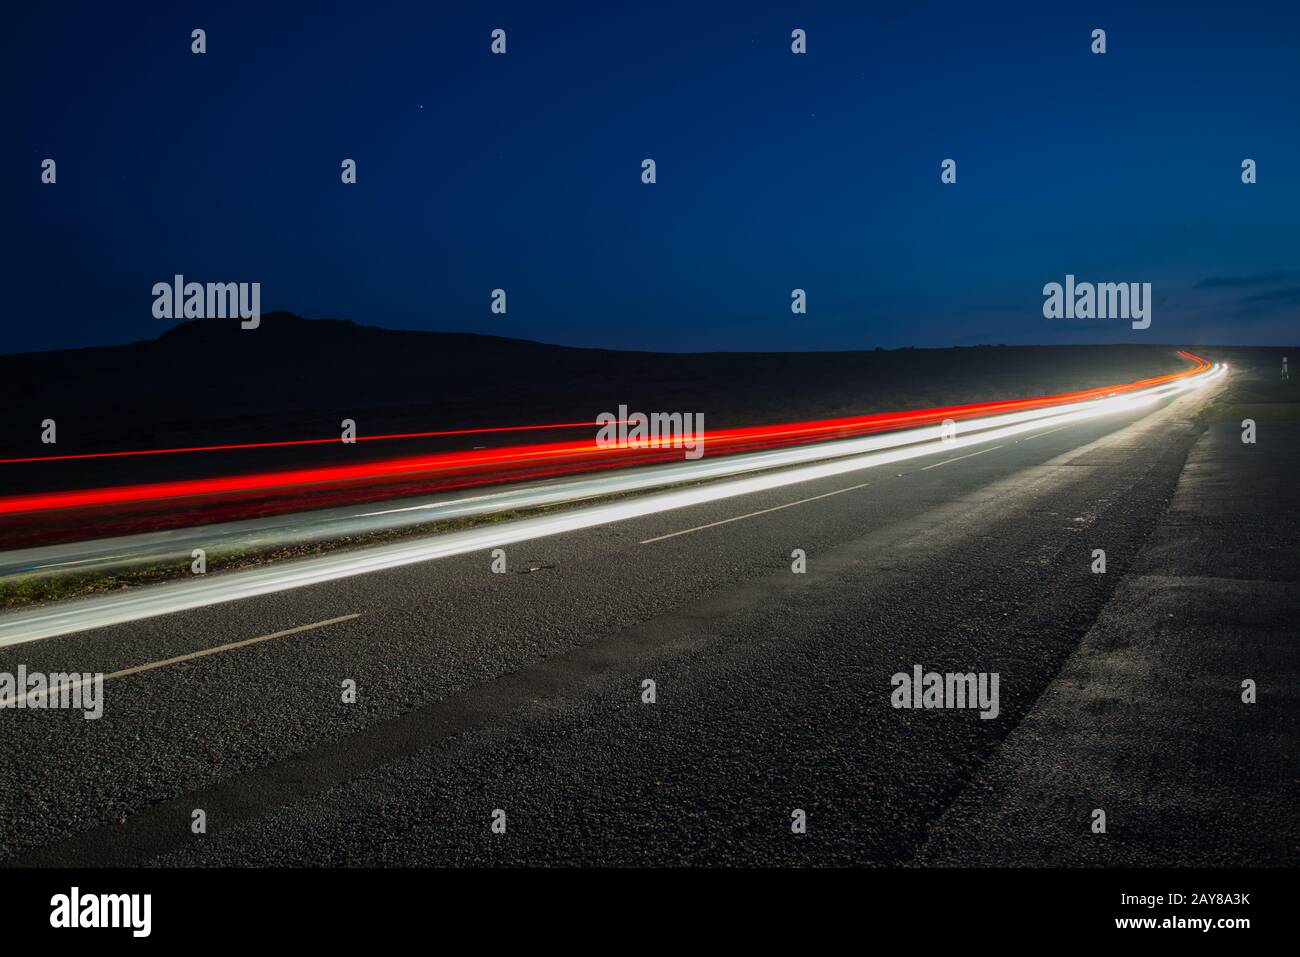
[0,352,1212,517]
[0,361,1222,646]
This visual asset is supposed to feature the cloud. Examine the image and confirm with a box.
[1238,285,1300,305]
[1195,272,1292,289]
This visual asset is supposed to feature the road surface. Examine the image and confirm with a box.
[1,373,1293,866]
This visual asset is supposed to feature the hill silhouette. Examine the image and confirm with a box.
[1,313,1193,488]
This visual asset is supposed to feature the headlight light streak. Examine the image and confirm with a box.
[0,361,1222,647]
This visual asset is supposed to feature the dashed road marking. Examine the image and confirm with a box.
[919,445,1005,471]
[1,613,361,707]
[640,482,871,544]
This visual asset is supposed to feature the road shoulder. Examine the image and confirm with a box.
[915,421,1300,865]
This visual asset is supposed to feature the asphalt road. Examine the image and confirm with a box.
[2,375,1292,866]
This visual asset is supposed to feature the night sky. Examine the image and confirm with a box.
[6,1,1298,355]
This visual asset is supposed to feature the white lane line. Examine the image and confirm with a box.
[640,482,872,544]
[919,444,1005,471]
[1016,423,1074,443]
[0,613,360,707]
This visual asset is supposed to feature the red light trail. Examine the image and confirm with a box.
[0,420,608,465]
[0,352,1211,518]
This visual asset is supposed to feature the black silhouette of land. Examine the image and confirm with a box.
[0,311,1223,488]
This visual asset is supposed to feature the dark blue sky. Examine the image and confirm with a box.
[6,1,1298,354]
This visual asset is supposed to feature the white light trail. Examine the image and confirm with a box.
[0,364,1222,647]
